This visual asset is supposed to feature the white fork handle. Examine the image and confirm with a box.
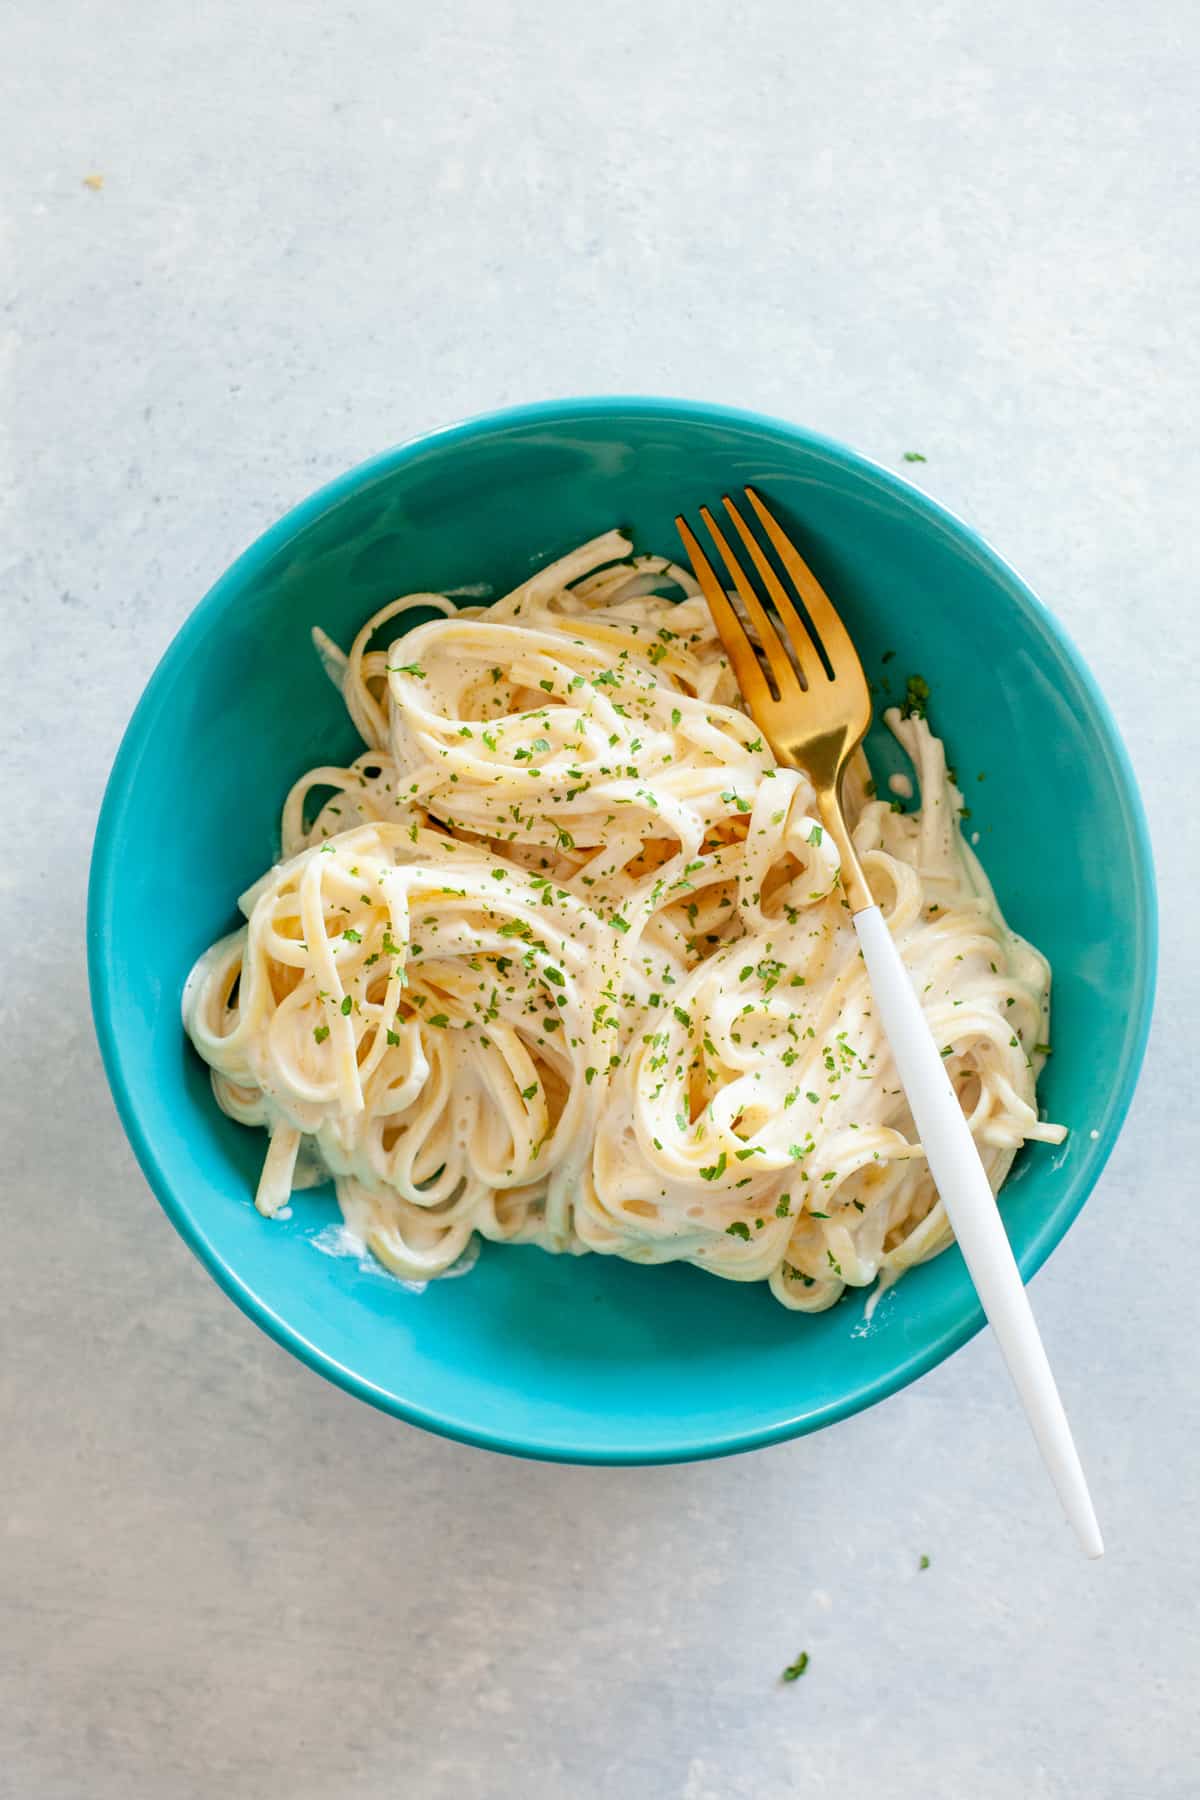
[853,904,1103,1559]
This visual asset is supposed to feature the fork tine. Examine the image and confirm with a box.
[722,494,822,687]
[674,515,774,713]
[743,487,864,682]
[696,506,800,697]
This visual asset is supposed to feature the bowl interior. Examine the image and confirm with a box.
[89,400,1155,1460]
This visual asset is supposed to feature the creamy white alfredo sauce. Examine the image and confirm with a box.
[183,533,1064,1313]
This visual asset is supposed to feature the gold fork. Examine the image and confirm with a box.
[676,488,1102,1559]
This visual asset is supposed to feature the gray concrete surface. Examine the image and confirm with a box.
[3,3,1197,1796]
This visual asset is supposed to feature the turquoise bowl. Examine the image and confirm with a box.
[88,398,1156,1461]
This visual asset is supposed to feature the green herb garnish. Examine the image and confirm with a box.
[900,673,931,719]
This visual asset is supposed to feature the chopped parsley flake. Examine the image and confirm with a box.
[900,673,931,719]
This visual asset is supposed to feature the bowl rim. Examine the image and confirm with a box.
[88,394,1158,1463]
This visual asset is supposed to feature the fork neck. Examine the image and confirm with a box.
[814,784,874,916]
